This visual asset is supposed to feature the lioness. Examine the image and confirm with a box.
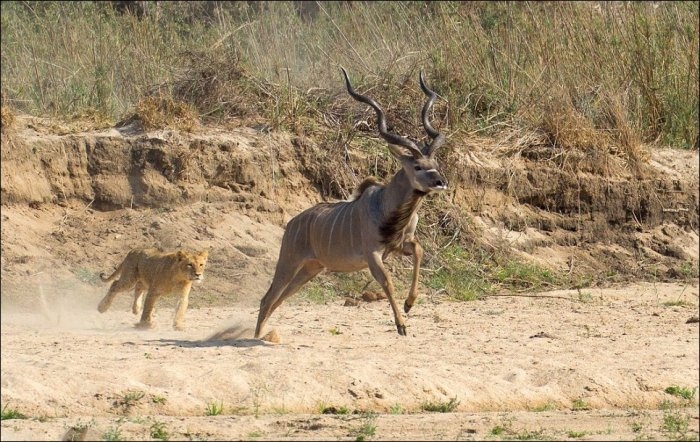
[98,248,208,330]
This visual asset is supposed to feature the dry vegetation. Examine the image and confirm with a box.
[1,1,697,149]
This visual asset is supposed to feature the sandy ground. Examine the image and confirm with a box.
[1,282,698,441]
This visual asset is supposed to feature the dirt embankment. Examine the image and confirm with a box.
[0,114,698,441]
[1,114,697,304]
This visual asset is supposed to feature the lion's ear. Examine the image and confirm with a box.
[199,250,209,259]
[176,250,186,260]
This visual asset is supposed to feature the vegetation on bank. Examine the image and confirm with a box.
[1,1,697,150]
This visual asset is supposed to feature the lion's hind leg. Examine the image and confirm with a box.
[98,277,137,313]
[135,288,160,329]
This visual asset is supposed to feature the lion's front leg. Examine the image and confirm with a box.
[173,284,191,331]
[132,282,147,316]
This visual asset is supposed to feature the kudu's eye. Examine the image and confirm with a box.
[413,165,422,171]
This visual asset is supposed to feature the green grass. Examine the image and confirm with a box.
[631,421,644,434]
[119,390,145,407]
[205,400,225,416]
[678,262,700,280]
[531,402,556,412]
[103,426,123,441]
[662,409,691,438]
[1,404,27,420]
[662,300,695,308]
[299,272,372,304]
[389,403,404,415]
[492,260,564,292]
[424,245,491,301]
[351,412,377,441]
[571,398,591,411]
[659,399,675,411]
[425,244,567,301]
[320,404,351,415]
[576,289,595,303]
[250,383,269,419]
[150,420,169,441]
[420,396,460,413]
[514,430,543,440]
[298,283,329,304]
[664,386,697,401]
[491,425,506,436]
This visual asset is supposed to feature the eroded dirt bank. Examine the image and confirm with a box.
[1,114,698,304]
[1,115,698,440]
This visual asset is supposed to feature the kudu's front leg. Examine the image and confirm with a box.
[367,252,407,336]
[402,239,424,314]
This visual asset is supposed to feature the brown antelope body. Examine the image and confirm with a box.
[254,68,447,338]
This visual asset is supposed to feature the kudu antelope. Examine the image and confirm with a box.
[254,68,447,338]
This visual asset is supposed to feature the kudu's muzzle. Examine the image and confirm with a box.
[428,171,447,191]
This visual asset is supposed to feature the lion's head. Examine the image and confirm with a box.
[176,250,208,283]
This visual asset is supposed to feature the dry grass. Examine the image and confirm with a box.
[1,1,696,150]
[0,106,16,134]
[132,95,199,132]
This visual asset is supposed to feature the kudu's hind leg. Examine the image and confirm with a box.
[269,261,324,313]
[402,239,424,313]
[367,252,407,336]
[255,260,324,338]
[255,271,296,338]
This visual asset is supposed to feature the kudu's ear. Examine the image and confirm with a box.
[386,143,419,162]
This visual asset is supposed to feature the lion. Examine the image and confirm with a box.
[98,248,209,330]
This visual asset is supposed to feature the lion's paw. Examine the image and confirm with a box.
[135,321,154,330]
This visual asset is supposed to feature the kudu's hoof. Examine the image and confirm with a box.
[397,324,407,336]
[403,301,413,314]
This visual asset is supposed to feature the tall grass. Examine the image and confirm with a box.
[1,1,697,148]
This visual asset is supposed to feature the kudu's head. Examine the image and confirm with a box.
[341,68,447,194]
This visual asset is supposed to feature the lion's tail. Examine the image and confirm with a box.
[100,262,123,283]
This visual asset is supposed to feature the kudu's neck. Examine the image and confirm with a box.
[377,169,426,251]
[382,169,426,209]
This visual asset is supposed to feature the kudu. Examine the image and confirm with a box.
[254,68,447,338]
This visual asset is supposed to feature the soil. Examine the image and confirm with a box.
[1,114,698,440]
